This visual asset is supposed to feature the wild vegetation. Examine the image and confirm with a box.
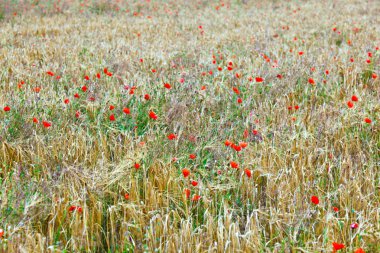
[0,0,379,252]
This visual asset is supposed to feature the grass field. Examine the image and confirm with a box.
[0,0,379,252]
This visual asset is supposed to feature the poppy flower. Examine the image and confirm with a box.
[47,71,54,76]
[347,101,354,108]
[123,107,130,114]
[225,140,232,146]
[332,242,345,251]
[191,180,198,186]
[109,105,115,110]
[201,85,206,90]
[364,118,372,124]
[96,73,101,79]
[366,59,371,64]
[75,111,80,118]
[232,87,240,94]
[294,105,300,110]
[350,58,354,62]
[184,188,190,199]
[189,154,196,159]
[298,51,304,55]
[230,161,239,169]
[0,229,3,238]
[33,117,39,123]
[277,74,283,79]
[239,142,248,148]
[68,205,82,213]
[255,77,264,82]
[354,248,365,253]
[34,87,41,93]
[109,114,115,121]
[74,93,80,98]
[149,111,158,120]
[372,73,377,79]
[64,98,70,104]
[124,193,130,200]
[81,86,88,92]
[252,130,258,135]
[3,106,10,112]
[182,169,190,178]
[42,121,51,128]
[144,94,150,100]
[134,163,140,169]
[237,98,243,104]
[233,144,242,152]
[351,95,358,102]
[244,169,252,178]
[103,68,108,74]
[333,206,339,212]
[106,72,112,77]
[167,133,177,140]
[164,83,171,89]
[350,222,358,229]
[308,78,315,85]
[310,195,319,205]
[192,195,201,201]
[84,75,90,80]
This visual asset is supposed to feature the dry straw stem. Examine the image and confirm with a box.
[0,0,379,252]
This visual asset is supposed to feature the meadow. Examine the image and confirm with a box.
[0,0,379,252]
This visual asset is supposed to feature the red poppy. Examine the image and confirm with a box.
[144,94,150,100]
[347,101,354,108]
[364,118,372,124]
[332,242,345,251]
[191,180,198,186]
[192,195,201,201]
[237,98,243,104]
[225,140,232,146]
[33,117,38,123]
[68,205,82,213]
[230,161,239,169]
[189,154,196,159]
[96,73,101,79]
[124,193,130,200]
[103,68,108,74]
[277,74,283,79]
[109,114,115,121]
[82,86,88,92]
[64,98,70,104]
[42,121,51,128]
[184,188,190,199]
[333,206,339,212]
[74,93,80,98]
[75,111,80,118]
[149,110,158,120]
[109,105,115,110]
[134,163,140,169]
[0,228,3,238]
[239,142,248,148]
[123,107,130,114]
[164,83,172,89]
[182,169,190,178]
[84,75,90,80]
[244,169,252,178]
[47,71,54,76]
[255,77,264,82]
[308,78,315,85]
[167,133,177,140]
[294,105,299,110]
[311,195,319,205]
[354,248,365,253]
[372,73,377,79]
[350,222,358,229]
[233,87,240,94]
[3,106,10,112]
[351,95,358,102]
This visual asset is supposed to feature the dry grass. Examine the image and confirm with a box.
[0,0,379,252]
